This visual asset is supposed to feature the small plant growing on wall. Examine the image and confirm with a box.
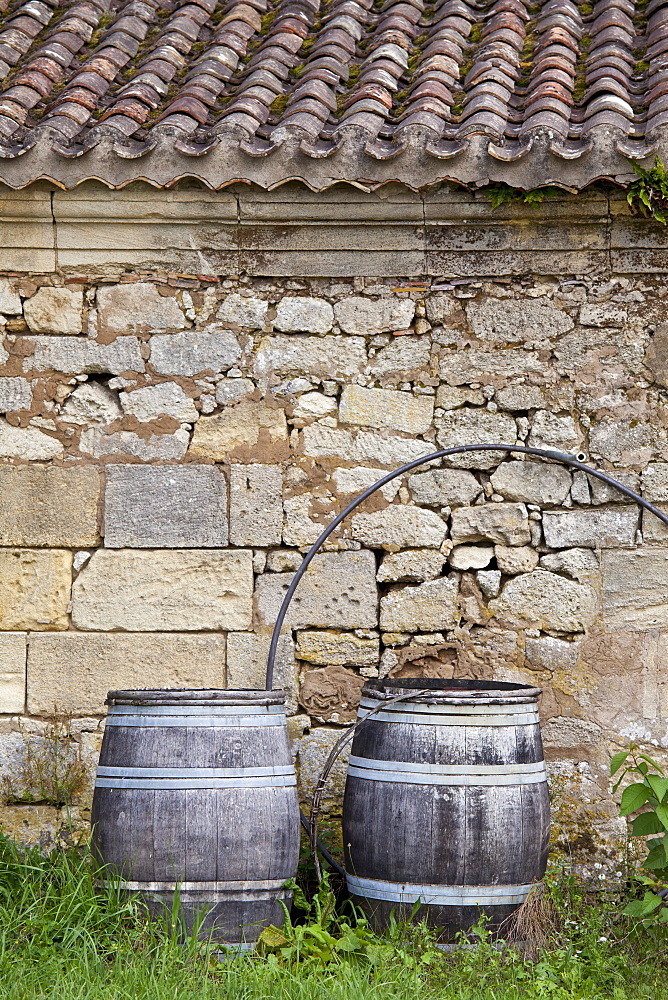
[483,182,563,210]
[611,745,668,923]
[626,157,668,224]
[2,711,88,808]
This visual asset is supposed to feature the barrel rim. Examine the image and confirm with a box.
[361,678,542,704]
[105,688,288,707]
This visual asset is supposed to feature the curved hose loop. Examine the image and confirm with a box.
[266,442,668,689]
[266,442,668,878]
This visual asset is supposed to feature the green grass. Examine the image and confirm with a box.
[0,834,667,1000]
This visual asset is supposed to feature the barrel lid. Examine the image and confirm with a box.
[361,677,541,706]
[105,688,287,708]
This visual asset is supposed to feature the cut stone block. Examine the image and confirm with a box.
[0,549,71,630]
[295,629,379,667]
[589,418,655,467]
[0,278,22,314]
[0,466,100,547]
[451,503,530,546]
[275,296,334,333]
[218,293,268,329]
[119,382,198,423]
[150,329,241,375]
[226,632,297,714]
[301,424,433,466]
[494,545,539,575]
[0,632,26,713]
[352,431,434,467]
[189,401,288,461]
[0,377,32,413]
[293,392,337,421]
[331,466,400,502]
[367,336,430,378]
[27,336,145,374]
[528,411,583,454]
[215,378,255,406]
[642,504,668,542]
[254,335,367,379]
[542,508,638,549]
[80,427,189,460]
[641,463,668,501]
[436,408,517,468]
[435,385,485,409]
[72,549,253,631]
[380,577,459,632]
[350,505,447,550]
[539,548,599,585]
[295,728,351,809]
[0,420,63,460]
[409,468,481,506]
[335,296,415,334]
[490,461,572,505]
[229,464,283,546]
[450,545,493,570]
[282,493,336,548]
[376,549,446,582]
[601,548,668,628]
[104,465,228,547]
[61,382,122,424]
[339,385,433,434]
[466,298,573,343]
[524,635,580,673]
[97,283,186,332]
[27,632,225,715]
[254,550,378,629]
[489,569,597,633]
[24,286,83,335]
[495,385,546,411]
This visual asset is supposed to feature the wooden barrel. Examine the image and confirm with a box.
[91,689,300,949]
[342,678,550,940]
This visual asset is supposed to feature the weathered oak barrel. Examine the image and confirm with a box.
[91,689,300,949]
[342,678,550,940]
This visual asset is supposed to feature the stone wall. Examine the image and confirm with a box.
[1,263,667,864]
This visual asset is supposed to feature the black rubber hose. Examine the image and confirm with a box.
[299,810,345,877]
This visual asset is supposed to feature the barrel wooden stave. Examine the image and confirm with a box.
[99,723,292,770]
[91,690,299,946]
[343,681,550,940]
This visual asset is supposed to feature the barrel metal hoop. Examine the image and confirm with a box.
[117,878,289,892]
[107,704,285,716]
[346,874,533,906]
[346,756,547,786]
[105,714,286,728]
[97,765,295,779]
[95,774,297,789]
[359,697,537,716]
[356,709,540,727]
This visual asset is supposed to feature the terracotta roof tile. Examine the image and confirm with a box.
[0,0,664,189]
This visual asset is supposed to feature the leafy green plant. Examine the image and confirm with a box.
[626,157,668,224]
[483,183,563,210]
[256,872,438,968]
[611,746,668,921]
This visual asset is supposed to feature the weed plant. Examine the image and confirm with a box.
[0,833,667,1000]
[2,712,87,807]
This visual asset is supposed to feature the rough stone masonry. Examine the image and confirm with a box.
[1,267,667,865]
